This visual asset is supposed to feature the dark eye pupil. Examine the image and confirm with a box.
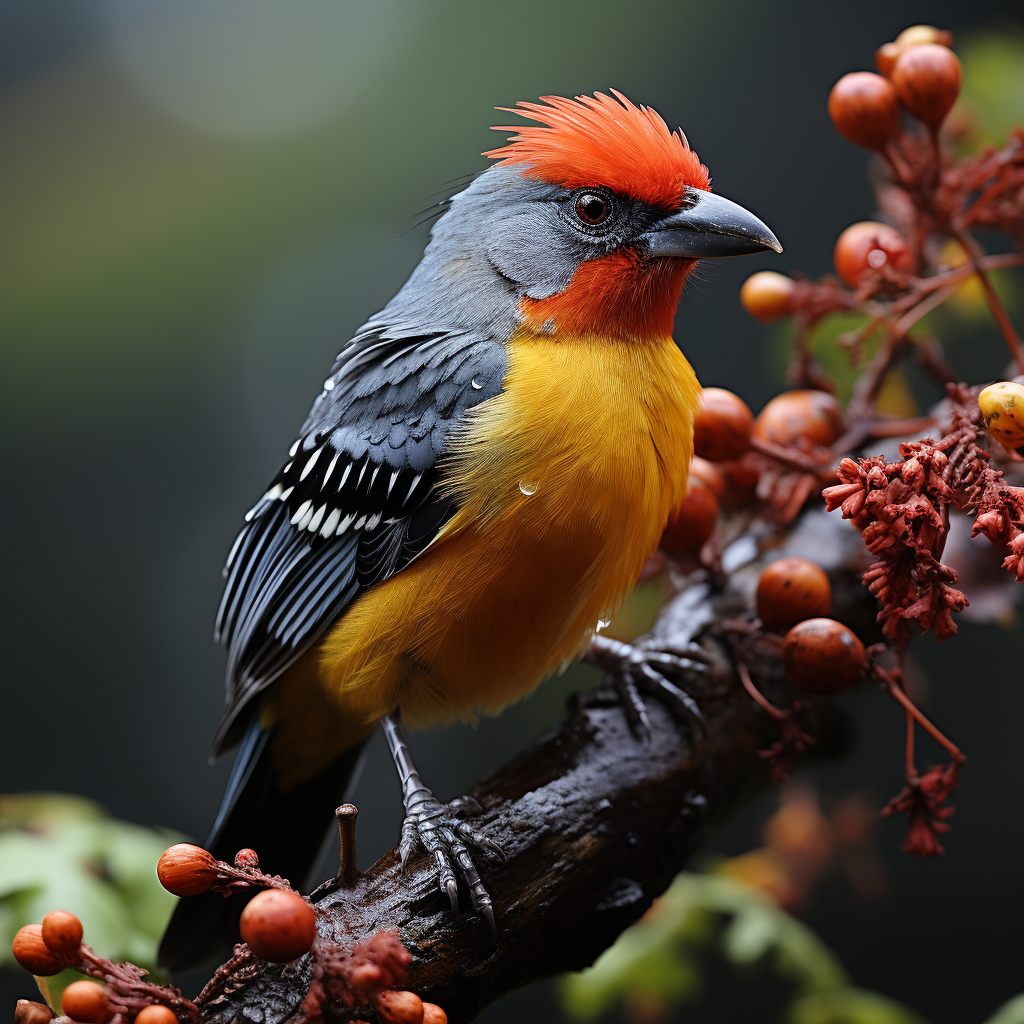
[576,195,609,225]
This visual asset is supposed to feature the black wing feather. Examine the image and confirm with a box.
[210,328,505,756]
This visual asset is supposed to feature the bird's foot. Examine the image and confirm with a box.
[400,792,504,935]
[585,634,709,741]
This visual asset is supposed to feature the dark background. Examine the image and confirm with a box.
[2,1,1022,1020]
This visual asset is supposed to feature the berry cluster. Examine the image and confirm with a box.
[12,833,447,1024]
[12,911,196,1024]
[740,24,1023,413]
[677,26,1023,858]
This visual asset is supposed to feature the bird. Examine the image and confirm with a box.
[158,90,780,970]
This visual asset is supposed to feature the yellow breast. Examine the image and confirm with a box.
[323,327,697,709]
[272,328,699,785]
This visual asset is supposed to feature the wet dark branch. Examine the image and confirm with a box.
[204,574,846,1024]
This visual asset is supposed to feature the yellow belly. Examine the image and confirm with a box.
[270,329,699,786]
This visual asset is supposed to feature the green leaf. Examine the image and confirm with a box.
[0,793,181,988]
[787,988,930,1024]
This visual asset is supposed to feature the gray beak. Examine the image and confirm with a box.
[641,187,782,259]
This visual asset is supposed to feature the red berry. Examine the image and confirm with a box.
[41,911,83,961]
[61,981,111,1024]
[15,1000,54,1024]
[661,478,718,555]
[135,1005,179,1024]
[693,388,754,461]
[234,848,260,869]
[891,43,962,127]
[157,844,219,897]
[756,558,832,633]
[753,390,844,448]
[828,72,902,150]
[782,618,866,694]
[239,889,317,963]
[719,454,761,509]
[374,990,424,1024]
[688,456,725,498]
[12,925,69,976]
[833,221,913,287]
[740,271,796,323]
[421,1004,448,1024]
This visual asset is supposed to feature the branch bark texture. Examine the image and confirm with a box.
[204,574,843,1024]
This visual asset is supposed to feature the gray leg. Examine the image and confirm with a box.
[380,710,503,935]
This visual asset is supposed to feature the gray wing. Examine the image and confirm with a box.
[210,327,506,755]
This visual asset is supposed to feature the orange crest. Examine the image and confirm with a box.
[485,90,709,208]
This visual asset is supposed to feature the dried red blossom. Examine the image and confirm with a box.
[881,762,960,857]
[302,930,415,1024]
[824,444,967,642]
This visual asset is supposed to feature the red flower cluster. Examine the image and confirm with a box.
[881,762,960,857]
[303,931,443,1024]
[825,446,967,641]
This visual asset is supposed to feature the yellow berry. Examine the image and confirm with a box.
[979,381,1024,452]
[741,271,796,323]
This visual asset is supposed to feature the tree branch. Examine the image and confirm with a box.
[201,566,846,1024]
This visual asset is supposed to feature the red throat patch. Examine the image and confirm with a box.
[485,90,710,208]
[519,250,694,341]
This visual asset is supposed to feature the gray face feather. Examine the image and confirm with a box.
[364,164,662,343]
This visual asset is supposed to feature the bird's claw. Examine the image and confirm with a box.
[589,635,708,740]
[399,796,503,935]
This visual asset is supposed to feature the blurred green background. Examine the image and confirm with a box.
[2,1,1023,1021]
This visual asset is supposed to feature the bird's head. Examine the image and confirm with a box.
[393,91,780,343]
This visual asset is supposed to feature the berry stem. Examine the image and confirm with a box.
[904,707,916,780]
[883,676,965,765]
[748,436,833,476]
[951,229,1024,373]
[736,661,786,720]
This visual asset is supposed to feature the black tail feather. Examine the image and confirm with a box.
[158,719,367,972]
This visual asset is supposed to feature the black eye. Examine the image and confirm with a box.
[575,193,611,226]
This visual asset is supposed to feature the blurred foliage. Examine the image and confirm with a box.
[957,32,1024,148]
[560,871,926,1024]
[0,794,179,1003]
[561,868,1024,1023]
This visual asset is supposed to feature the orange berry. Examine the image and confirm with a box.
[782,618,866,694]
[891,44,962,127]
[719,454,761,509]
[753,390,844,448]
[12,925,69,976]
[740,271,796,323]
[661,478,719,555]
[62,981,111,1024]
[876,26,954,77]
[693,388,754,461]
[374,990,424,1024]
[688,456,725,498]
[157,844,219,897]
[41,911,83,961]
[827,72,902,150]
[15,1000,54,1024]
[135,1005,179,1024]
[833,221,913,288]
[421,1004,448,1024]
[239,889,317,963]
[756,558,832,633]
